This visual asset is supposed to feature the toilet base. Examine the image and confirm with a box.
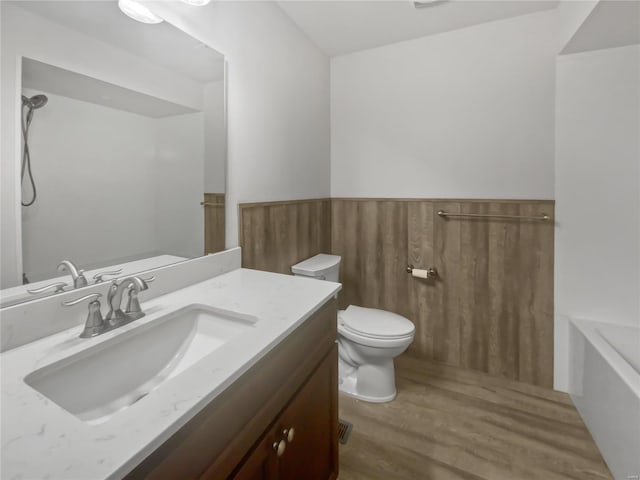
[338,357,398,403]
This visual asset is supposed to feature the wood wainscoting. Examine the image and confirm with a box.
[238,197,554,388]
[331,198,555,388]
[204,193,226,254]
[239,199,331,274]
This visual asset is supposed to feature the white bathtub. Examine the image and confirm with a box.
[570,319,640,480]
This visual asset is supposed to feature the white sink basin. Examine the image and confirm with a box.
[24,304,257,424]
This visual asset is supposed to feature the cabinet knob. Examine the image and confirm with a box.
[283,427,295,443]
[273,439,286,457]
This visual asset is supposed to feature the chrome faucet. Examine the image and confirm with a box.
[106,276,150,325]
[62,275,152,339]
[57,260,88,288]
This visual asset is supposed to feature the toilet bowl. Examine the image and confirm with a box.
[291,254,415,403]
[337,305,414,402]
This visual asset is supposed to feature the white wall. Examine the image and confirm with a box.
[147,1,331,247]
[154,112,206,258]
[204,80,226,193]
[0,3,209,288]
[330,9,557,199]
[554,0,599,53]
[331,2,640,394]
[554,45,640,391]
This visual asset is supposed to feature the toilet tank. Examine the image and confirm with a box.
[291,254,341,282]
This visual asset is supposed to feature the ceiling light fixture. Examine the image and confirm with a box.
[413,0,448,8]
[180,0,211,6]
[118,0,163,24]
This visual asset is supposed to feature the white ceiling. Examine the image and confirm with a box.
[277,0,560,56]
[13,1,224,83]
[561,0,640,54]
[23,58,199,118]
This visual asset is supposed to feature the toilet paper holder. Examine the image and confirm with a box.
[406,265,438,279]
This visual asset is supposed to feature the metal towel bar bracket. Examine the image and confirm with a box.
[437,210,550,221]
[200,201,225,207]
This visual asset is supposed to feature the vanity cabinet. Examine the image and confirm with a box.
[228,347,337,480]
[125,299,338,480]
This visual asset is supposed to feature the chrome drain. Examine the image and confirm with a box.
[338,419,353,445]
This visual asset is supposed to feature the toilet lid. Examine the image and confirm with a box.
[339,305,415,339]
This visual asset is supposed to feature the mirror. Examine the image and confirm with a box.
[0,1,226,307]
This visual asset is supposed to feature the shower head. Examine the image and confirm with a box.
[22,94,48,109]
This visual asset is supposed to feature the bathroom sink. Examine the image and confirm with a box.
[24,304,257,424]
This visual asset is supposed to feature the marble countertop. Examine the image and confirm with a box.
[1,268,341,480]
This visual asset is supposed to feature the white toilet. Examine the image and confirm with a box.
[291,254,415,403]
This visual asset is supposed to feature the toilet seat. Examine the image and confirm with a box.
[338,324,413,349]
[339,305,415,340]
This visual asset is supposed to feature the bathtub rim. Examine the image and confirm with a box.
[570,317,640,398]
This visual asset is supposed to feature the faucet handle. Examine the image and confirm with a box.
[123,275,154,294]
[124,276,154,293]
[62,293,105,338]
[76,269,88,288]
[125,289,142,316]
[27,281,68,295]
[62,292,102,307]
[93,268,123,284]
[125,276,154,317]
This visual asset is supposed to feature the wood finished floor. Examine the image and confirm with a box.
[338,355,612,480]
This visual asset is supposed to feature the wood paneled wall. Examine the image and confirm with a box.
[204,193,226,254]
[239,199,331,274]
[238,197,554,388]
[331,198,555,388]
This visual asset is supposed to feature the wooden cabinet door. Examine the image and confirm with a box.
[216,346,338,480]
[226,431,278,480]
[275,346,338,480]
